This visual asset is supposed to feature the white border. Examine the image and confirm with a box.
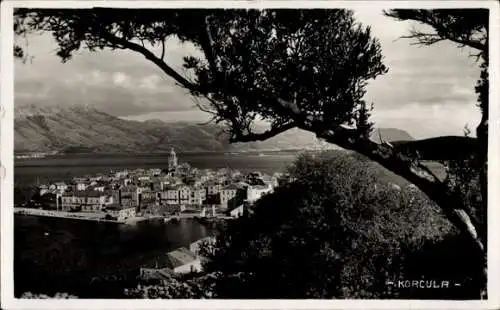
[1,1,499,309]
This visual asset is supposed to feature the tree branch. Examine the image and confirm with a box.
[437,31,485,51]
[202,15,218,73]
[384,10,487,53]
[230,122,296,143]
[100,31,198,92]
[160,38,166,60]
[275,97,485,254]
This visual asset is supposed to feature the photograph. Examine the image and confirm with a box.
[1,0,499,308]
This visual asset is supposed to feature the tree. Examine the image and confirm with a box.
[197,152,482,298]
[384,9,489,295]
[14,8,486,292]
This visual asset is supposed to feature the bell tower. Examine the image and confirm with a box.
[167,147,178,172]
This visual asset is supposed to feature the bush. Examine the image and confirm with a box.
[196,151,481,298]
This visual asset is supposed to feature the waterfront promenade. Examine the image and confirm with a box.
[13,207,156,224]
[14,207,233,224]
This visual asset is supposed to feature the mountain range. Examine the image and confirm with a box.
[15,105,416,154]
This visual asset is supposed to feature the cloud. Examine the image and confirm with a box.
[372,102,481,139]
[112,72,130,87]
[13,9,484,138]
[139,75,162,90]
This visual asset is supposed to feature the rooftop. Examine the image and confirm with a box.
[63,190,106,198]
[120,185,138,192]
[249,184,271,190]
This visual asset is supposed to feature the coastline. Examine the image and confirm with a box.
[13,207,158,224]
[14,207,233,224]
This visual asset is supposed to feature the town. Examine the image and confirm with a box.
[15,148,284,223]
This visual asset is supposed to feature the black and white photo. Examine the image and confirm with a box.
[1,1,499,309]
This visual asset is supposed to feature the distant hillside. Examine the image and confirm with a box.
[14,105,415,154]
[369,128,415,143]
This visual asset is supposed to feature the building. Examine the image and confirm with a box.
[229,204,245,218]
[60,192,87,211]
[246,184,273,203]
[160,187,180,205]
[206,183,222,196]
[189,187,206,205]
[103,194,115,205]
[105,205,136,221]
[139,190,158,205]
[53,182,69,193]
[93,186,106,192]
[149,168,162,176]
[178,185,191,205]
[165,247,202,274]
[220,185,243,210]
[119,185,139,205]
[167,148,178,172]
[205,183,222,205]
[76,182,89,191]
[39,185,49,196]
[60,190,107,212]
[84,191,107,211]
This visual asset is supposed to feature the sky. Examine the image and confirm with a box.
[14,8,482,139]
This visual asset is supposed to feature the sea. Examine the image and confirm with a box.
[13,151,300,298]
[14,151,299,186]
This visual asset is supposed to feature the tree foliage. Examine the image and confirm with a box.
[384,10,489,295]
[383,10,487,56]
[14,8,386,142]
[194,152,481,298]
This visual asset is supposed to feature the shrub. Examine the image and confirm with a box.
[196,151,481,298]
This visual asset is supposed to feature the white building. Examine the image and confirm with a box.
[76,182,89,191]
[53,182,68,193]
[246,184,273,203]
[39,185,49,196]
[106,205,136,221]
[93,186,106,192]
[229,204,245,218]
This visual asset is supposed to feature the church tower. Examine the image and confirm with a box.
[167,147,178,172]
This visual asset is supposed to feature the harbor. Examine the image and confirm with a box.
[14,207,234,225]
